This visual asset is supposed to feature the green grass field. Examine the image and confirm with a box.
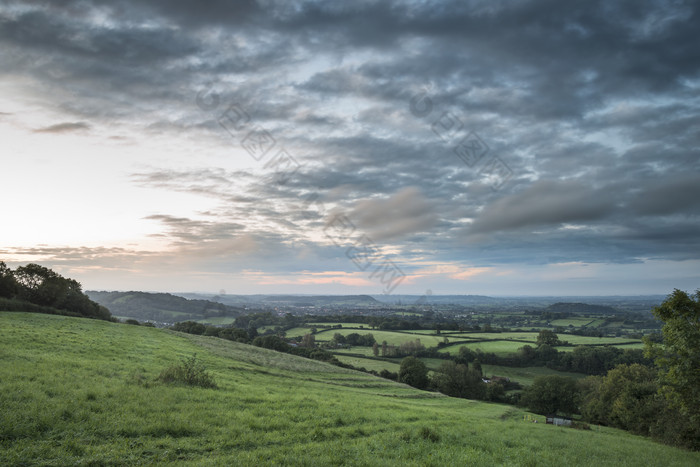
[333,354,402,373]
[446,332,540,341]
[439,340,530,356]
[557,335,641,346]
[281,326,318,338]
[196,316,237,325]
[331,350,586,387]
[550,318,596,327]
[481,365,587,386]
[314,328,444,347]
[306,322,374,329]
[2,312,697,466]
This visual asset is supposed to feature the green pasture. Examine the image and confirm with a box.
[333,355,402,373]
[306,322,373,329]
[196,316,237,325]
[550,318,596,327]
[281,326,317,338]
[558,335,641,346]
[314,328,444,347]
[438,340,530,356]
[481,365,587,387]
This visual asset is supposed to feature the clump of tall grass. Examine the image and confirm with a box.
[156,354,217,389]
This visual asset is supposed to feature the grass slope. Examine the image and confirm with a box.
[1,312,697,466]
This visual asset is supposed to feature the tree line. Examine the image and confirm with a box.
[0,262,111,321]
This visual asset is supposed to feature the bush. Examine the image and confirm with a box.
[156,354,217,389]
[171,321,206,335]
[398,356,429,389]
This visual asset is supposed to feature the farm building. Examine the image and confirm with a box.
[546,416,572,427]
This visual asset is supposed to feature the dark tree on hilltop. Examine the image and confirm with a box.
[7,263,111,320]
[0,261,18,298]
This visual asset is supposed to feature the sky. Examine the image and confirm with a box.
[1,0,699,296]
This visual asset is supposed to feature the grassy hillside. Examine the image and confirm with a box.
[1,312,697,466]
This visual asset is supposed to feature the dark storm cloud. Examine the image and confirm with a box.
[3,0,700,271]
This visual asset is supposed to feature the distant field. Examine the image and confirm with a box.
[438,340,528,356]
[587,319,607,327]
[306,322,372,329]
[196,316,237,325]
[314,329,444,347]
[558,335,641,346]
[403,329,443,335]
[330,346,379,358]
[333,355,402,373]
[481,365,587,387]
[449,332,539,341]
[282,326,317,338]
[550,318,595,327]
[555,342,646,353]
[2,312,698,465]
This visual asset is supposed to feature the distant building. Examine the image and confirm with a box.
[546,416,572,427]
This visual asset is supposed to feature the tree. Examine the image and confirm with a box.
[472,359,482,377]
[0,261,18,298]
[372,342,379,356]
[301,333,315,348]
[579,364,660,434]
[645,289,700,427]
[432,360,485,399]
[247,324,259,340]
[172,321,206,335]
[398,356,429,389]
[521,375,579,416]
[9,263,110,320]
[14,263,62,305]
[536,329,560,347]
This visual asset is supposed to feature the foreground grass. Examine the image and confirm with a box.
[1,312,697,466]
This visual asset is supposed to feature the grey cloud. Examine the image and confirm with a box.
[628,175,700,216]
[347,187,438,242]
[469,180,615,235]
[34,121,90,133]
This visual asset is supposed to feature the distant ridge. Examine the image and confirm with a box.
[177,293,380,307]
[86,291,242,322]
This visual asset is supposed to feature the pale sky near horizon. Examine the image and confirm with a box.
[1,0,699,296]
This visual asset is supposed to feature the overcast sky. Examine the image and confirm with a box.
[1,0,699,296]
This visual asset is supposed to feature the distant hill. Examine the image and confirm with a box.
[372,294,499,305]
[545,302,619,314]
[86,291,243,323]
[176,293,381,308]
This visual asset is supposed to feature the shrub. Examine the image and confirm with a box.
[419,426,441,442]
[156,354,217,389]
